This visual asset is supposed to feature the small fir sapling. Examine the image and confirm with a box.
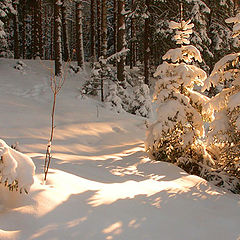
[131,77,153,118]
[82,57,116,100]
[145,17,214,175]
[201,13,240,193]
[105,83,124,113]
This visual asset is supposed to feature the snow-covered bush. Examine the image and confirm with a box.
[145,18,214,176]
[0,139,35,194]
[82,57,116,97]
[201,14,240,193]
[131,77,152,118]
[14,60,27,71]
[83,57,153,118]
[105,83,124,113]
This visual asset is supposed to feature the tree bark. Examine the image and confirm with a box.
[21,0,26,59]
[90,0,96,63]
[33,0,43,58]
[75,1,84,69]
[117,0,125,83]
[61,0,70,62]
[144,0,150,85]
[96,0,101,59]
[54,0,63,76]
[13,1,20,59]
[101,0,107,57]
[130,0,136,69]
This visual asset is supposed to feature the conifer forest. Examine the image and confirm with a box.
[0,1,240,239]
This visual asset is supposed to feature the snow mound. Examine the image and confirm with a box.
[0,139,35,194]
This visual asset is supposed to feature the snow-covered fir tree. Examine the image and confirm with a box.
[0,0,15,57]
[82,57,116,99]
[131,77,152,118]
[105,83,124,113]
[202,13,240,193]
[145,17,214,176]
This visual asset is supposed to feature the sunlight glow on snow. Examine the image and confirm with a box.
[0,230,20,240]
[102,221,123,235]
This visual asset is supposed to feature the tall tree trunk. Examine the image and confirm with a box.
[117,0,125,83]
[21,0,26,59]
[90,0,96,63]
[130,0,136,69]
[75,1,84,69]
[43,5,48,59]
[33,0,43,58]
[50,4,54,60]
[144,0,150,85]
[13,1,20,59]
[101,0,107,57]
[61,0,70,62]
[96,0,101,59]
[54,0,63,76]
[113,0,117,66]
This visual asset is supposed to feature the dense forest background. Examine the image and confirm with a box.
[1,0,240,82]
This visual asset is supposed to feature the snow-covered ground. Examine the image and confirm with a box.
[0,58,239,240]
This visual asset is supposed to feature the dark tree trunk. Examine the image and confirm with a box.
[101,0,107,57]
[90,0,96,63]
[112,0,117,66]
[54,0,63,76]
[33,0,43,58]
[13,1,20,59]
[21,0,26,59]
[96,0,101,59]
[117,0,125,83]
[75,1,84,68]
[113,0,117,55]
[43,5,48,59]
[61,0,70,62]
[130,0,136,69]
[144,0,150,85]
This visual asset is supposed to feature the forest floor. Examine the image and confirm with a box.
[0,58,239,240]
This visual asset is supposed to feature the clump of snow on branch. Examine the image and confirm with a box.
[0,139,35,194]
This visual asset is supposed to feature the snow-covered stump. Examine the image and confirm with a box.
[0,139,35,195]
[145,18,214,177]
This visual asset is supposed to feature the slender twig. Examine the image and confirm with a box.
[44,59,70,182]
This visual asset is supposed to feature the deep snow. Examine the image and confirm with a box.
[0,58,239,240]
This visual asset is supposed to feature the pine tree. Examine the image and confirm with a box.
[145,17,213,174]
[201,13,240,193]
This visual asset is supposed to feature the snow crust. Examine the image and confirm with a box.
[0,59,239,240]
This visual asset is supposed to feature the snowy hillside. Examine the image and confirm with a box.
[0,58,239,240]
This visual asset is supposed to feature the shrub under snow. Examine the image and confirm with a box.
[201,14,240,193]
[0,139,35,194]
